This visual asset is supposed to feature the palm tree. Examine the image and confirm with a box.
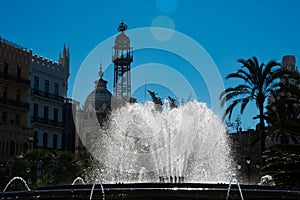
[220,56,282,153]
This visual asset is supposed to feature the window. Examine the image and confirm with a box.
[33,131,38,148]
[16,142,19,155]
[33,103,38,117]
[44,80,49,93]
[44,106,48,120]
[2,139,4,154]
[43,132,48,148]
[34,76,39,90]
[2,87,7,99]
[16,91,21,104]
[54,83,59,96]
[9,140,15,155]
[54,108,58,122]
[15,114,20,125]
[53,135,57,149]
[2,111,7,123]
[4,62,8,74]
[23,143,28,152]
[17,66,21,79]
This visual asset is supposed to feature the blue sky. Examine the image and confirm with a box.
[1,0,300,129]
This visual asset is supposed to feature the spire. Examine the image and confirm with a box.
[67,46,70,56]
[63,44,67,55]
[98,64,104,79]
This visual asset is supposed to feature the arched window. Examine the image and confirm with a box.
[16,142,19,155]
[9,140,15,155]
[23,142,28,152]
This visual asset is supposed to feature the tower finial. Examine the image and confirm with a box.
[118,21,127,32]
[99,63,104,79]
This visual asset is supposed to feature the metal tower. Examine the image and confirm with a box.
[112,21,133,102]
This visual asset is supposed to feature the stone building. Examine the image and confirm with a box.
[228,129,262,184]
[75,65,112,157]
[0,36,33,161]
[266,55,300,146]
[29,45,70,150]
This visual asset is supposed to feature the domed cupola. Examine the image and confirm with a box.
[94,64,112,111]
[83,64,112,112]
[115,31,130,50]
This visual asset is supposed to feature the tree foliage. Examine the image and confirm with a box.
[220,56,282,152]
[265,71,300,143]
[263,144,300,188]
[0,149,85,190]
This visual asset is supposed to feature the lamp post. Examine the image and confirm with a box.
[255,161,261,183]
[255,161,260,170]
[246,155,251,184]
[236,162,242,170]
[236,161,242,181]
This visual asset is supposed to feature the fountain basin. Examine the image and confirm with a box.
[1,183,299,200]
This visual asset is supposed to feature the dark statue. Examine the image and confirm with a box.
[168,96,177,109]
[147,90,163,106]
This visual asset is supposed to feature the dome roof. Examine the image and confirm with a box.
[83,67,112,111]
[114,32,130,50]
[84,87,112,110]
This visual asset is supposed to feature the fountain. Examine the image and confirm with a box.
[226,176,244,200]
[89,101,232,183]
[1,101,300,199]
[72,177,86,185]
[2,177,31,192]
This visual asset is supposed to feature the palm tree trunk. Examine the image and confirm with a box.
[259,101,266,154]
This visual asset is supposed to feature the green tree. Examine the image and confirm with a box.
[50,150,85,185]
[266,74,300,144]
[220,57,282,153]
[8,149,53,187]
[263,144,300,188]
[6,149,85,188]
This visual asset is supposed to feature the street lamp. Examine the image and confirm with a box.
[255,161,260,170]
[236,162,242,170]
[246,155,251,184]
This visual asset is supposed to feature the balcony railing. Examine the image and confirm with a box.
[31,116,63,127]
[0,97,29,110]
[0,124,32,134]
[112,55,133,66]
[31,89,64,102]
[0,72,31,86]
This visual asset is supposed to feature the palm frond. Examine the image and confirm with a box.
[224,100,240,120]
[219,85,252,107]
[241,97,251,114]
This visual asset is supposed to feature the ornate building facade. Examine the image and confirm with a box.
[29,45,70,150]
[266,55,300,147]
[75,65,112,155]
[75,22,135,158]
[0,37,33,161]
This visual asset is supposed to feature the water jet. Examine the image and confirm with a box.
[1,102,299,199]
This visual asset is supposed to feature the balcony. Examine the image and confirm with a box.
[112,55,133,66]
[31,116,63,128]
[0,124,32,135]
[0,97,29,110]
[0,72,31,86]
[31,89,64,103]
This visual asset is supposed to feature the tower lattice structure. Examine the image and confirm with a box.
[112,21,133,104]
[112,22,133,102]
